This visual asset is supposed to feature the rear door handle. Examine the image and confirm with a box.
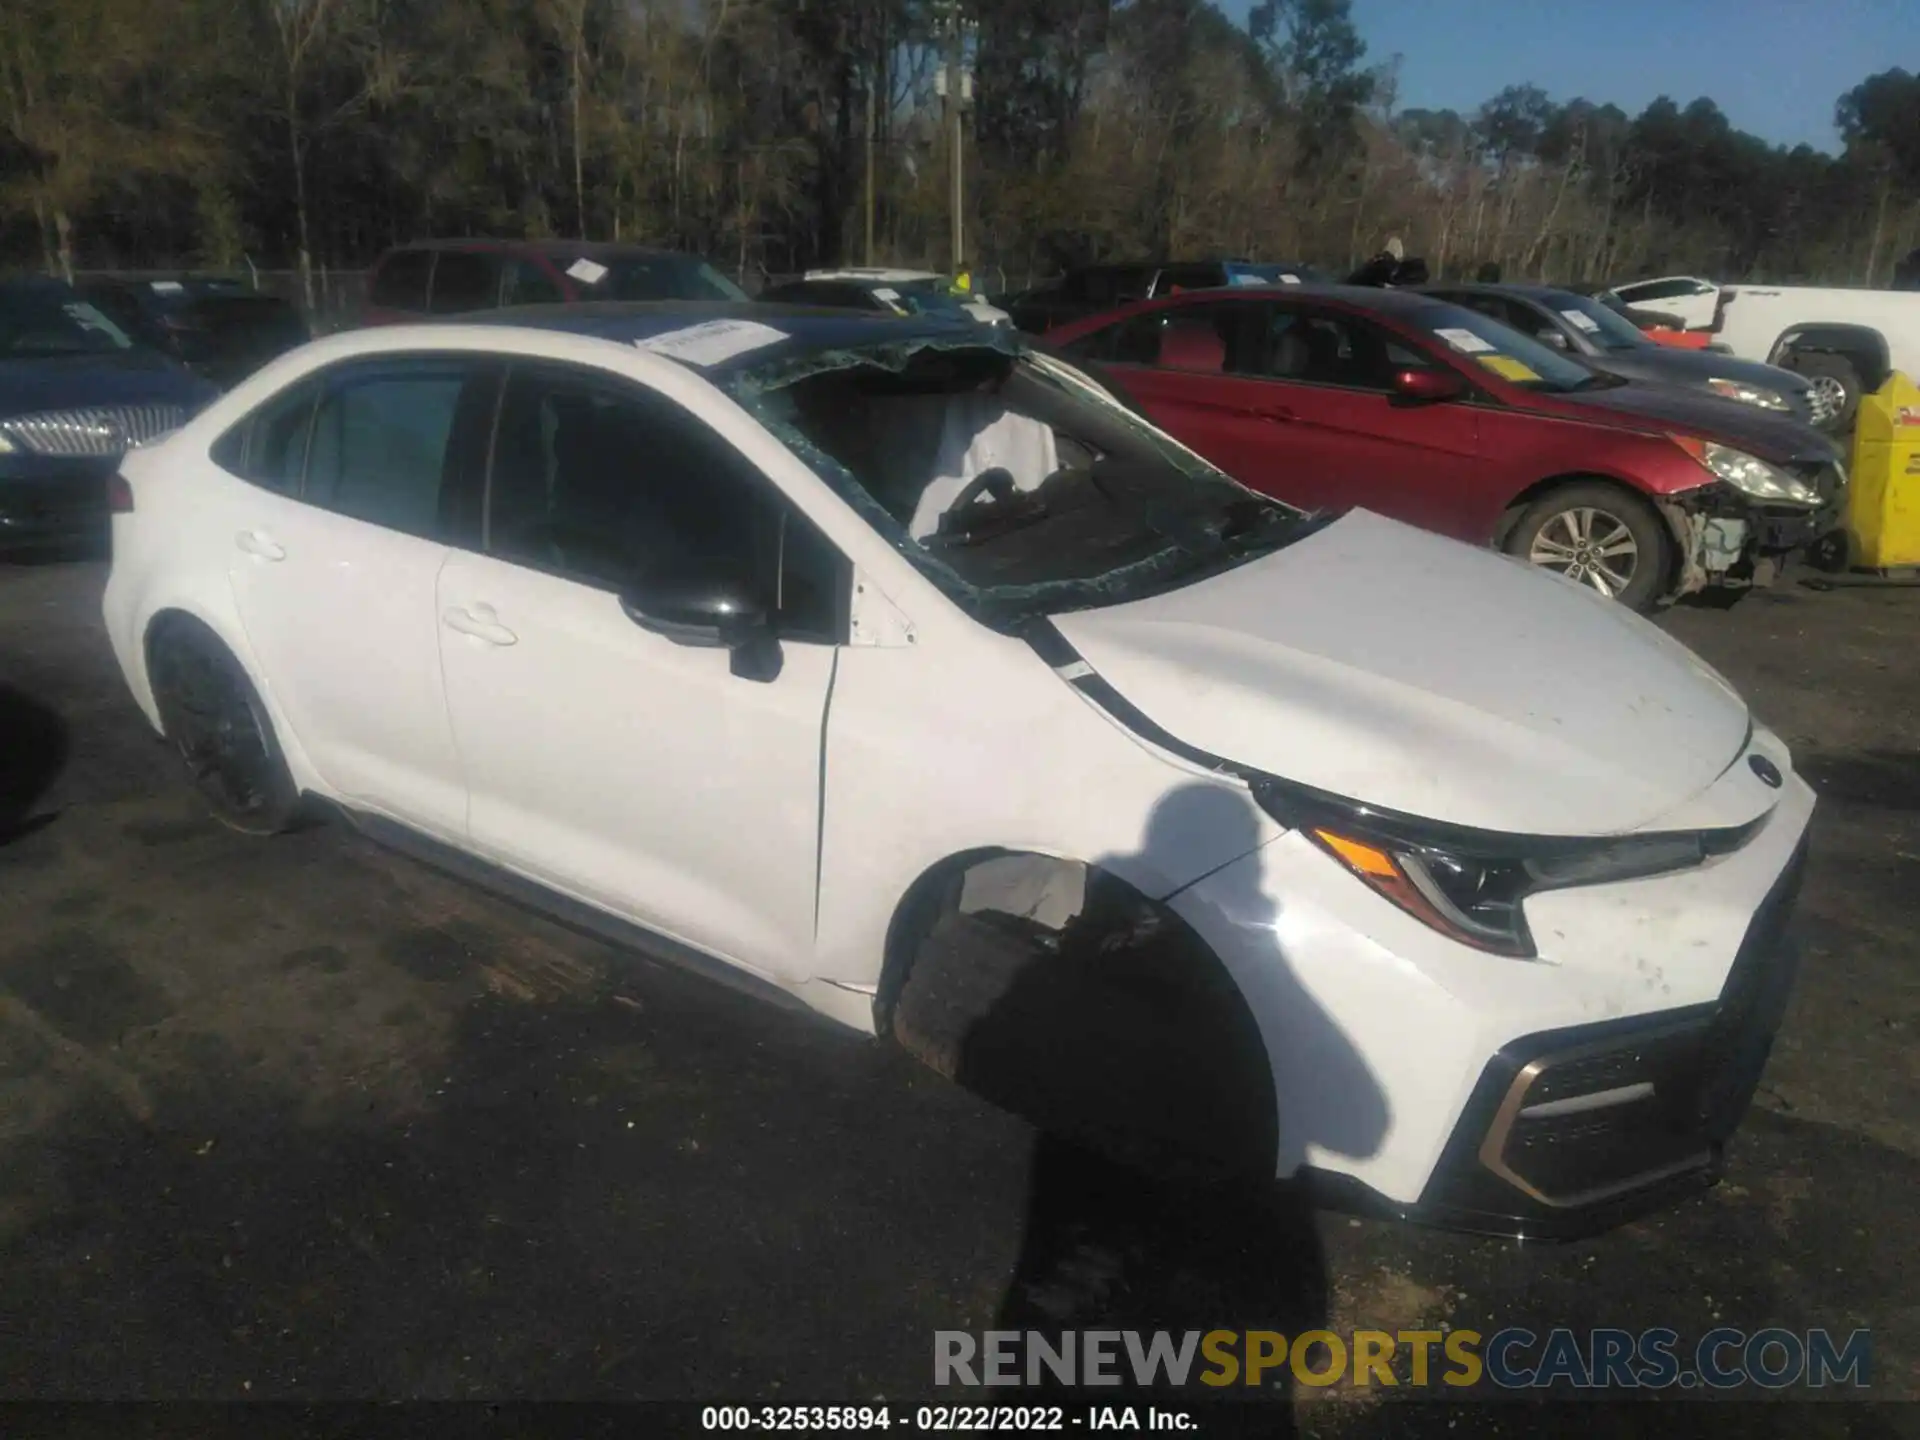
[236,530,285,561]
[441,605,518,647]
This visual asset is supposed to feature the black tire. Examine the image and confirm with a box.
[147,618,301,835]
[1783,350,1861,432]
[1504,481,1673,612]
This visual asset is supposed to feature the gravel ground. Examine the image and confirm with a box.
[0,557,1913,1435]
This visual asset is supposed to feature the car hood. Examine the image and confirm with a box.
[1049,510,1753,836]
[1553,376,1837,463]
[0,348,216,420]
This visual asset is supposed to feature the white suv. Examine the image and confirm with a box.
[102,304,1812,1236]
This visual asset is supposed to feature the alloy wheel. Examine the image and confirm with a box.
[1806,374,1847,423]
[1527,506,1640,598]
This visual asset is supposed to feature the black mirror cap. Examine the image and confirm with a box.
[619,569,771,649]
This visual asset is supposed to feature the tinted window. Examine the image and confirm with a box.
[304,361,475,537]
[583,255,748,302]
[0,285,135,357]
[1618,278,1702,303]
[1443,292,1543,338]
[1155,264,1224,294]
[1256,309,1424,390]
[502,260,563,306]
[429,252,501,314]
[486,365,842,640]
[211,380,319,492]
[369,250,432,310]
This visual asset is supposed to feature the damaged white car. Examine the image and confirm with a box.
[103,305,1812,1237]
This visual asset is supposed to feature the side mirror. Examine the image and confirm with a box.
[619,568,782,680]
[1390,367,1466,404]
[1538,328,1571,350]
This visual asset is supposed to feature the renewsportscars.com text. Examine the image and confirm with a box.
[934,1327,1871,1391]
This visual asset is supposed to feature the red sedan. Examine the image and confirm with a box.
[1047,287,1843,610]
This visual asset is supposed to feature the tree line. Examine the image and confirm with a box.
[5,0,1920,307]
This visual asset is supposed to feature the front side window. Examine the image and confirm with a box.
[735,337,1312,628]
[1256,308,1423,390]
[580,255,748,302]
[485,364,842,640]
[1545,292,1652,353]
[304,360,478,537]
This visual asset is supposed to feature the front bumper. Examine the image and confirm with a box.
[0,460,115,553]
[1662,463,1846,592]
[1165,742,1814,1236]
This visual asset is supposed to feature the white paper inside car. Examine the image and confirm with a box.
[894,395,1060,541]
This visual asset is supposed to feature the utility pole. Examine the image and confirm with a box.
[865,76,877,266]
[933,0,975,275]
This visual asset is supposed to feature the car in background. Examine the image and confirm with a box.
[760,268,1011,326]
[1,276,218,554]
[102,302,1811,1238]
[1602,275,1721,331]
[1050,286,1844,610]
[76,274,310,390]
[1007,258,1324,334]
[362,240,746,324]
[1420,283,1838,431]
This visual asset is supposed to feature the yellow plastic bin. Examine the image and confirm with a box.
[1846,372,1920,572]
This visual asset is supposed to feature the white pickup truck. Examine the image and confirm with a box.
[1601,274,1920,429]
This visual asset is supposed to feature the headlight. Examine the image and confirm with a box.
[1706,377,1790,411]
[1675,438,1821,506]
[1253,777,1756,958]
[0,429,13,454]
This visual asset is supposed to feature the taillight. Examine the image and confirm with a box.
[107,473,135,513]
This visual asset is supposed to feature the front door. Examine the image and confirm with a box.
[434,360,847,980]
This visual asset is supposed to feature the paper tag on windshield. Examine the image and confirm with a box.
[1560,308,1601,333]
[150,279,186,294]
[872,287,901,301]
[1435,327,1494,354]
[1478,354,1541,383]
[635,318,787,367]
[565,257,609,285]
[1279,273,1302,284]
[1230,273,1265,287]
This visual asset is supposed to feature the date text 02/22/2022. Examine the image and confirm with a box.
[701,1405,1197,1431]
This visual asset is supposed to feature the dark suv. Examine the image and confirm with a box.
[363,240,747,323]
[1006,259,1323,333]
[76,275,308,390]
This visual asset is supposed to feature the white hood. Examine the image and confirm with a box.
[1050,510,1752,836]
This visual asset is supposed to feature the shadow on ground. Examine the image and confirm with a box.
[0,683,69,845]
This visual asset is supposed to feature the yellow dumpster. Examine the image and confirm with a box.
[1846,371,1920,571]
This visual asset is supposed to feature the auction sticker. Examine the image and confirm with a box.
[1560,308,1601,333]
[636,319,788,367]
[566,257,610,285]
[1434,327,1494,353]
[1478,353,1542,382]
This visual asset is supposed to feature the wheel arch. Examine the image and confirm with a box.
[1768,324,1890,392]
[141,604,327,797]
[1492,471,1661,548]
[874,846,1282,1179]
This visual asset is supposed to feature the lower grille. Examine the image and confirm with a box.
[0,403,187,457]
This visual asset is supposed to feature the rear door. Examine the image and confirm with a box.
[220,354,493,836]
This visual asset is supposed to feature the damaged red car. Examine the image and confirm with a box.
[1050,287,1845,610]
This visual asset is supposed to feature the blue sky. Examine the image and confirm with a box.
[1219,0,1917,152]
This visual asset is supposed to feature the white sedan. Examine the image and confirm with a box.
[102,303,1811,1236]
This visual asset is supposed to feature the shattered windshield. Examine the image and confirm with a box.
[729,336,1314,628]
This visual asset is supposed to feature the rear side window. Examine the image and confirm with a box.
[1155,264,1224,295]
[369,250,432,310]
[303,360,479,538]
[429,252,501,314]
[210,380,320,493]
[485,363,844,640]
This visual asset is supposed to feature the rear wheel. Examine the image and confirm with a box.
[1782,350,1861,432]
[148,618,300,835]
[1505,482,1672,611]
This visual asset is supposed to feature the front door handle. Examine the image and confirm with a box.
[236,530,285,561]
[441,605,518,647]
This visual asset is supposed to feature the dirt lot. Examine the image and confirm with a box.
[0,556,1915,1429]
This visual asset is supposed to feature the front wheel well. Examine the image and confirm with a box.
[1494,473,1660,548]
[1770,324,1890,393]
[878,849,1279,1180]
